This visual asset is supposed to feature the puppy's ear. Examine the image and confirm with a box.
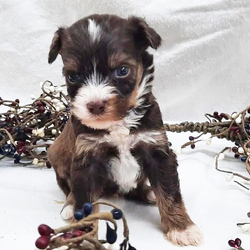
[48,28,65,64]
[128,17,162,50]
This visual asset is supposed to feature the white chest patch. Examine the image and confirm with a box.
[78,126,163,193]
[106,125,160,193]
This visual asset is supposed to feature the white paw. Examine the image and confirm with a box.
[61,205,74,220]
[166,224,203,246]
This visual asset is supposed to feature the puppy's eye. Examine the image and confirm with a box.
[67,72,80,83]
[114,66,130,78]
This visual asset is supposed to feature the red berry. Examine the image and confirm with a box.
[39,106,45,113]
[17,141,25,147]
[38,224,53,236]
[73,230,83,237]
[191,144,195,149]
[15,99,20,103]
[17,147,23,154]
[35,236,50,249]
[235,238,241,247]
[232,147,238,153]
[5,116,11,123]
[228,240,235,247]
[6,127,13,133]
[63,232,73,239]
[36,101,43,107]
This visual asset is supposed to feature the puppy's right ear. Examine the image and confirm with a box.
[48,28,65,64]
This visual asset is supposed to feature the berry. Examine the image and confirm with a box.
[232,147,238,153]
[189,136,194,141]
[35,235,50,249]
[111,209,123,220]
[36,101,43,107]
[74,209,85,220]
[83,202,93,216]
[228,240,235,247]
[5,116,11,123]
[39,106,45,113]
[14,158,20,164]
[241,157,247,162]
[235,238,241,247]
[73,230,83,237]
[38,224,53,236]
[191,144,195,149]
[15,99,20,103]
[234,154,240,159]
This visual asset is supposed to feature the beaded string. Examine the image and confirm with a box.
[35,201,135,250]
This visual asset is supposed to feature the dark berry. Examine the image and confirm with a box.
[235,238,241,247]
[228,240,235,247]
[15,99,20,103]
[14,158,20,164]
[232,147,238,153]
[5,116,11,123]
[35,235,50,249]
[234,154,240,159]
[45,111,51,117]
[191,144,195,149]
[74,210,85,220]
[111,209,123,220]
[36,101,43,107]
[241,157,247,162]
[189,136,194,141]
[38,224,53,236]
[39,106,45,113]
[83,202,93,216]
[213,111,219,116]
[62,116,68,123]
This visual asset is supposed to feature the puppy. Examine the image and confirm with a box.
[47,14,203,246]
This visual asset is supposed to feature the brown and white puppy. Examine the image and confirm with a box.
[47,14,203,246]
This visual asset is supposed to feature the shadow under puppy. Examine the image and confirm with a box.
[48,14,203,246]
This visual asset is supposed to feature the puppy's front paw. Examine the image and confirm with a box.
[166,224,203,246]
[61,204,74,220]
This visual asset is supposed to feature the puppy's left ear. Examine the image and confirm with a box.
[128,16,162,50]
[48,27,65,64]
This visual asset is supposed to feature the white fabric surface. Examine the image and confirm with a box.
[0,133,250,250]
[1,0,250,249]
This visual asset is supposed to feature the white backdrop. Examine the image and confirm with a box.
[0,0,249,121]
[0,1,250,250]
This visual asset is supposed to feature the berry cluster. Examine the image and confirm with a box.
[0,81,69,166]
[228,238,244,250]
[35,201,136,250]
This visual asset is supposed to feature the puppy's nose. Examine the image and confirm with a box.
[87,101,106,115]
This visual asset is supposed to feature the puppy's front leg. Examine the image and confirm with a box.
[135,143,203,246]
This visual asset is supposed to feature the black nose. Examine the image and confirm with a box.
[87,101,105,115]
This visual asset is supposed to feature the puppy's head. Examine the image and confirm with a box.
[49,14,161,129]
